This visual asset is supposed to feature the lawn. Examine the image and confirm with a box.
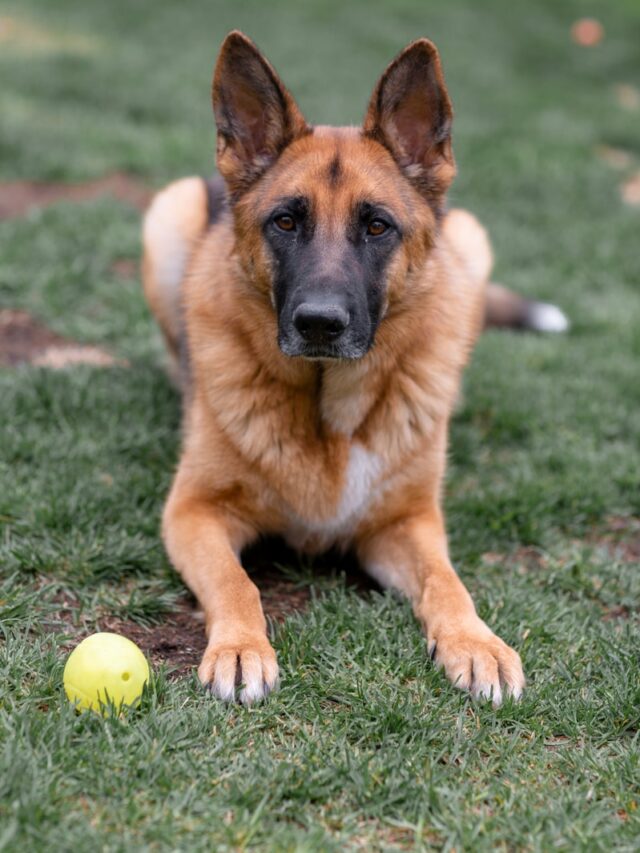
[1,0,639,849]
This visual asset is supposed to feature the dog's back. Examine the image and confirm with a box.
[142,176,228,382]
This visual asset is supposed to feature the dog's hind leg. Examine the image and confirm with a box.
[142,177,211,383]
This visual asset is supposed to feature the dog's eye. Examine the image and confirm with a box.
[367,219,389,237]
[274,214,296,232]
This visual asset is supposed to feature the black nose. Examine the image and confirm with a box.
[292,302,350,343]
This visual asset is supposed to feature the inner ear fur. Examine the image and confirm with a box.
[212,31,309,197]
[363,39,456,205]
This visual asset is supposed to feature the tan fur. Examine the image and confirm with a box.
[142,177,209,379]
[142,33,525,706]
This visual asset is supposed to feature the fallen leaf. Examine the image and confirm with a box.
[614,83,640,111]
[571,18,604,47]
[621,172,640,206]
[595,145,633,169]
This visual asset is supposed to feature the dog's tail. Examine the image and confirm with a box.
[485,283,569,333]
[444,208,569,334]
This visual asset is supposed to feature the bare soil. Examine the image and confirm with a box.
[588,515,640,564]
[102,599,208,679]
[109,258,139,279]
[0,172,152,220]
[0,309,123,368]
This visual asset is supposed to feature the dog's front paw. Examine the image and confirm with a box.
[427,618,525,706]
[198,629,279,705]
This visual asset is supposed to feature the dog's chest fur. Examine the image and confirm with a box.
[207,337,454,551]
[263,363,386,551]
[282,440,383,552]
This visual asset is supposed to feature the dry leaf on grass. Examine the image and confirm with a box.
[595,145,633,170]
[570,18,604,47]
[620,172,640,206]
[614,83,640,111]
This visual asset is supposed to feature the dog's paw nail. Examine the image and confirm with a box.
[472,681,503,707]
[502,681,524,702]
[198,642,279,705]
[430,625,525,705]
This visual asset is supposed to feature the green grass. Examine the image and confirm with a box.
[1,0,640,849]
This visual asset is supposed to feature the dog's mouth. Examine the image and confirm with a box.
[278,336,369,361]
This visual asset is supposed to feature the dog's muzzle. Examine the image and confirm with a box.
[278,285,372,360]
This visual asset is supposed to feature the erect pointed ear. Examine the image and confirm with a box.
[212,31,309,198]
[363,39,455,205]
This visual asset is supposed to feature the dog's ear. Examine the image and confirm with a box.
[212,31,309,197]
[363,39,455,204]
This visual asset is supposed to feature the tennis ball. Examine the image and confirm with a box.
[64,632,150,714]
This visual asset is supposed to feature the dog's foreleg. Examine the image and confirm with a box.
[357,505,525,706]
[162,485,278,704]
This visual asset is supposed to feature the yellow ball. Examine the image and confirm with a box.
[64,632,150,714]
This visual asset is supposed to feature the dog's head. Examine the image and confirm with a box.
[212,32,455,360]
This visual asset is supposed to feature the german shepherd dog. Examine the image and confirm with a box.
[142,32,568,705]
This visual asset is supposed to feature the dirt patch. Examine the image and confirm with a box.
[0,309,125,368]
[102,598,207,678]
[109,258,139,280]
[0,172,152,220]
[588,515,640,564]
[602,605,632,622]
[481,546,550,574]
[483,517,640,572]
